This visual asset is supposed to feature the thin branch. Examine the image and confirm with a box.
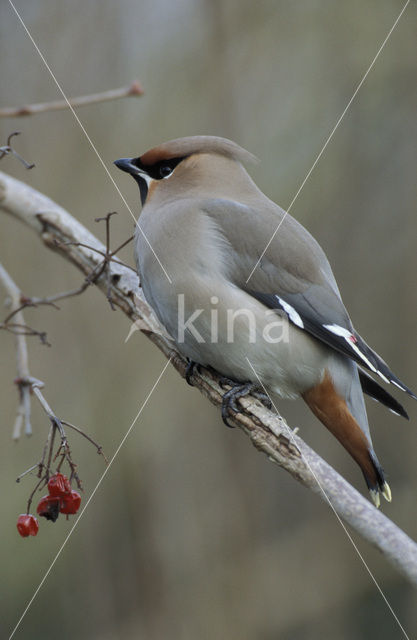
[57,239,136,272]
[13,376,106,500]
[2,214,133,324]
[26,474,48,515]
[108,234,134,259]
[61,420,109,464]
[0,321,49,344]
[1,169,417,585]
[30,379,66,438]
[0,81,144,117]
[16,463,39,483]
[2,284,90,324]
[0,263,33,437]
[0,132,34,169]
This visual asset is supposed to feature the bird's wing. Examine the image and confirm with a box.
[202,197,416,401]
[358,370,409,419]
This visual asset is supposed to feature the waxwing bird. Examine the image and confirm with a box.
[115,136,416,507]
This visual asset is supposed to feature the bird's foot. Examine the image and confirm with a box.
[219,378,272,428]
[185,359,202,386]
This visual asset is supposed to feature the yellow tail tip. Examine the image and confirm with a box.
[369,489,380,509]
[382,482,392,503]
[369,483,392,508]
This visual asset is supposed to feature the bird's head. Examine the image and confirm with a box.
[114,135,257,206]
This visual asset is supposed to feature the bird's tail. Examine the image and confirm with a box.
[302,370,391,507]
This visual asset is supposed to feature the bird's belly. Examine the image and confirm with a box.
[160,281,328,399]
[181,333,326,399]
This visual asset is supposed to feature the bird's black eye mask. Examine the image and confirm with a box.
[133,156,186,179]
[131,156,186,205]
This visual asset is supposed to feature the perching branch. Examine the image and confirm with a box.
[1,169,417,585]
[0,81,144,117]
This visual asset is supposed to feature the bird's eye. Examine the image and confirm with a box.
[159,164,173,178]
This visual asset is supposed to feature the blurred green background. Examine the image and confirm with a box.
[1,1,416,638]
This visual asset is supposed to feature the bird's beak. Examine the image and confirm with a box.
[113,157,140,176]
[114,157,150,205]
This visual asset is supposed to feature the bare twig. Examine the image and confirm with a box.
[56,214,134,309]
[1,322,49,344]
[58,238,136,271]
[0,81,144,118]
[0,263,33,437]
[3,215,133,324]
[0,132,34,169]
[1,169,417,585]
[13,375,107,509]
[26,474,48,515]
[16,463,39,483]
[2,285,90,324]
[24,378,78,487]
[61,420,109,464]
[30,379,66,438]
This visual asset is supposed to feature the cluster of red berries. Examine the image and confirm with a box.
[16,473,81,538]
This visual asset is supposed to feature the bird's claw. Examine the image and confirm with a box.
[185,360,201,386]
[221,381,272,428]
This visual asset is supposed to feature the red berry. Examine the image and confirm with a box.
[48,473,71,497]
[37,495,61,522]
[60,490,81,515]
[17,514,39,537]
